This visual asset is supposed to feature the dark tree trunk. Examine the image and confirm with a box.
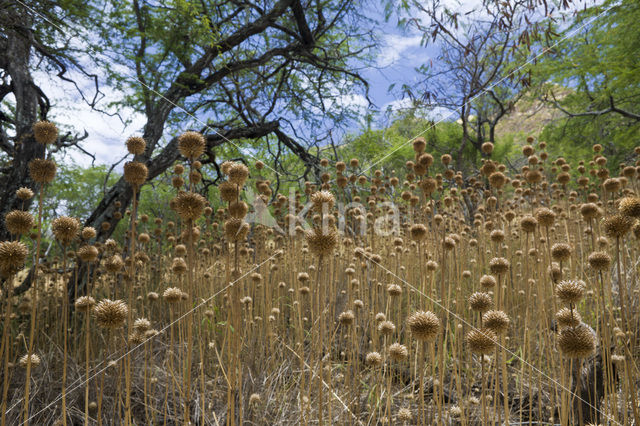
[0,21,44,242]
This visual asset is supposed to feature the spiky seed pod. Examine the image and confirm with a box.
[489,257,510,275]
[375,313,386,322]
[338,310,355,326]
[305,227,337,256]
[125,136,146,155]
[77,245,99,263]
[81,227,97,240]
[5,210,34,235]
[310,190,335,213]
[407,311,440,341]
[297,272,310,282]
[633,221,640,239]
[551,243,572,262]
[548,263,562,282]
[603,178,621,193]
[365,351,382,367]
[466,328,497,354]
[619,197,640,218]
[178,131,206,160]
[556,280,585,305]
[123,161,148,187]
[93,299,128,329]
[388,343,409,362]
[398,408,413,423]
[580,203,600,220]
[133,318,151,333]
[587,251,612,271]
[378,320,396,336]
[224,218,250,242]
[104,255,124,273]
[163,287,182,304]
[409,224,427,241]
[171,257,187,274]
[535,208,556,227]
[33,121,58,144]
[520,216,538,233]
[558,323,596,358]
[479,274,496,289]
[602,214,633,238]
[469,292,493,313]
[174,191,206,221]
[219,181,239,202]
[228,163,250,186]
[29,159,56,184]
[74,296,96,313]
[228,201,248,219]
[128,331,144,345]
[52,216,80,245]
[387,284,402,297]
[147,292,159,302]
[412,137,426,153]
[19,354,41,368]
[0,241,28,277]
[481,142,494,154]
[556,308,582,329]
[488,171,506,188]
[16,187,34,200]
[482,310,510,334]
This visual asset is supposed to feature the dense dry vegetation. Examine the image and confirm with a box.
[2,121,640,425]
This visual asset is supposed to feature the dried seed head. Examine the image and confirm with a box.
[466,328,497,354]
[174,191,206,221]
[227,163,250,186]
[163,287,183,303]
[104,255,124,273]
[387,284,402,297]
[219,181,239,202]
[535,207,556,227]
[178,131,206,160]
[123,161,148,187]
[81,227,97,240]
[551,243,572,262]
[619,197,640,218]
[133,318,151,333]
[125,136,146,155]
[29,159,56,184]
[0,241,28,277]
[171,257,187,274]
[555,308,581,329]
[16,187,34,201]
[74,296,96,313]
[378,320,396,336]
[388,342,408,362]
[580,203,600,220]
[482,310,510,335]
[409,224,428,241]
[407,311,440,341]
[224,218,250,242]
[5,210,34,235]
[228,201,248,219]
[52,216,80,245]
[19,353,41,368]
[556,280,585,305]
[93,299,128,329]
[479,275,497,289]
[365,351,382,367]
[397,408,412,422]
[558,323,596,358]
[310,190,335,213]
[489,257,509,275]
[602,214,633,238]
[33,121,58,144]
[338,310,355,326]
[520,216,538,233]
[587,251,611,271]
[305,227,338,256]
[469,292,493,313]
[77,245,99,263]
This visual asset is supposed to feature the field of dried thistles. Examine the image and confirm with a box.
[1,123,640,425]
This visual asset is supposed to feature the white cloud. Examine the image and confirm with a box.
[377,34,423,67]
